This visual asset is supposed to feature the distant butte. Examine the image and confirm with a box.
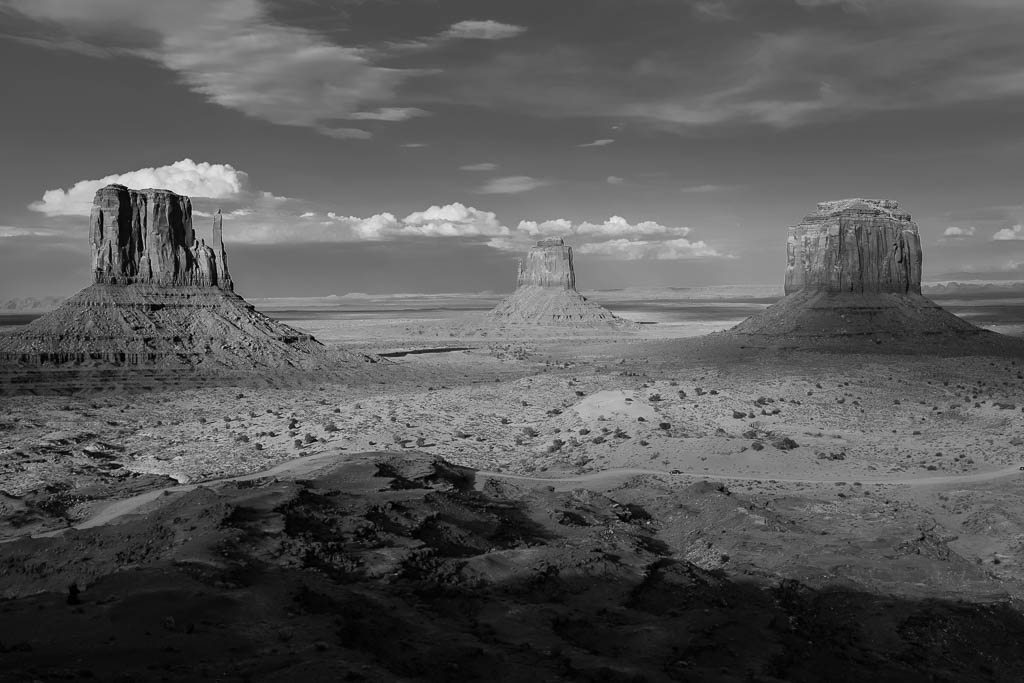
[0,185,337,369]
[728,199,989,341]
[485,238,637,332]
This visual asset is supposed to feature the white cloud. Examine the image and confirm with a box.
[517,219,574,236]
[577,237,725,260]
[578,139,615,147]
[460,162,498,171]
[6,0,417,139]
[576,216,690,238]
[300,211,316,219]
[0,226,57,238]
[401,203,509,237]
[681,184,725,193]
[993,224,1024,240]
[401,142,428,148]
[443,20,526,40]
[29,159,247,217]
[943,225,975,237]
[478,176,550,194]
[606,176,625,185]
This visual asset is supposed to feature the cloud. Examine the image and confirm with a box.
[495,215,728,260]
[993,224,1024,240]
[681,184,726,193]
[443,20,526,41]
[29,159,247,217]
[300,212,316,219]
[577,237,725,260]
[578,139,615,147]
[5,0,418,139]
[477,176,550,194]
[606,176,625,185]
[347,108,430,122]
[400,203,509,238]
[943,225,976,237]
[289,203,509,243]
[0,226,58,238]
[460,162,498,171]
[401,143,428,148]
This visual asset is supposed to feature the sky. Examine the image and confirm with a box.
[1,0,1023,298]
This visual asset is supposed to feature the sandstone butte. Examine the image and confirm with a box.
[729,198,987,339]
[485,238,638,331]
[0,184,335,369]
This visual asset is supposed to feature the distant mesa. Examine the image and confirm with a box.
[729,199,987,340]
[0,184,333,369]
[485,238,637,331]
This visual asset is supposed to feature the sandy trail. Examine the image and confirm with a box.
[10,449,1020,541]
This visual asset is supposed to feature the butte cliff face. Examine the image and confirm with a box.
[729,199,983,342]
[785,199,922,296]
[485,238,636,332]
[0,186,341,370]
[90,184,232,289]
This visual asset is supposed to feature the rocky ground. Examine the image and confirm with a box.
[2,331,1024,681]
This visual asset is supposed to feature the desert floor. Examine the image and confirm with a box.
[2,321,1024,681]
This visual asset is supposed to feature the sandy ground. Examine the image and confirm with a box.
[2,319,1024,680]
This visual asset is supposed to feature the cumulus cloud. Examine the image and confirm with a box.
[477,176,550,194]
[517,219,574,237]
[943,225,976,237]
[5,0,418,139]
[443,20,526,40]
[606,176,625,185]
[578,139,615,147]
[993,224,1024,240]
[29,159,247,217]
[577,216,691,238]
[577,237,725,260]
[401,203,509,237]
[460,162,498,171]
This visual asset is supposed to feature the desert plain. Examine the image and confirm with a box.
[2,295,1024,681]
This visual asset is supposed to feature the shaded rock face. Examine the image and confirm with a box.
[516,238,576,290]
[785,199,922,296]
[90,185,232,289]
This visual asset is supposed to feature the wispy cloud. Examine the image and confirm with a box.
[5,0,418,139]
[347,108,430,122]
[477,176,550,194]
[443,20,526,41]
[680,184,726,193]
[460,162,498,171]
[577,237,725,260]
[943,225,976,237]
[606,176,625,185]
[578,139,615,147]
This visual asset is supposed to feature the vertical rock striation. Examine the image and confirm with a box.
[90,184,232,289]
[785,199,922,295]
[516,238,576,289]
[729,198,983,342]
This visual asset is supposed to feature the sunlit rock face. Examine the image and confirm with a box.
[516,238,577,290]
[90,184,232,289]
[785,199,922,296]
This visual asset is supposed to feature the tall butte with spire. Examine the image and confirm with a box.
[0,185,332,368]
[728,198,987,340]
[484,238,637,332]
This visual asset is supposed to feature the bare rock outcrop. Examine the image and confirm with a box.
[785,199,922,295]
[729,199,986,342]
[90,184,232,289]
[0,186,347,370]
[484,239,637,333]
